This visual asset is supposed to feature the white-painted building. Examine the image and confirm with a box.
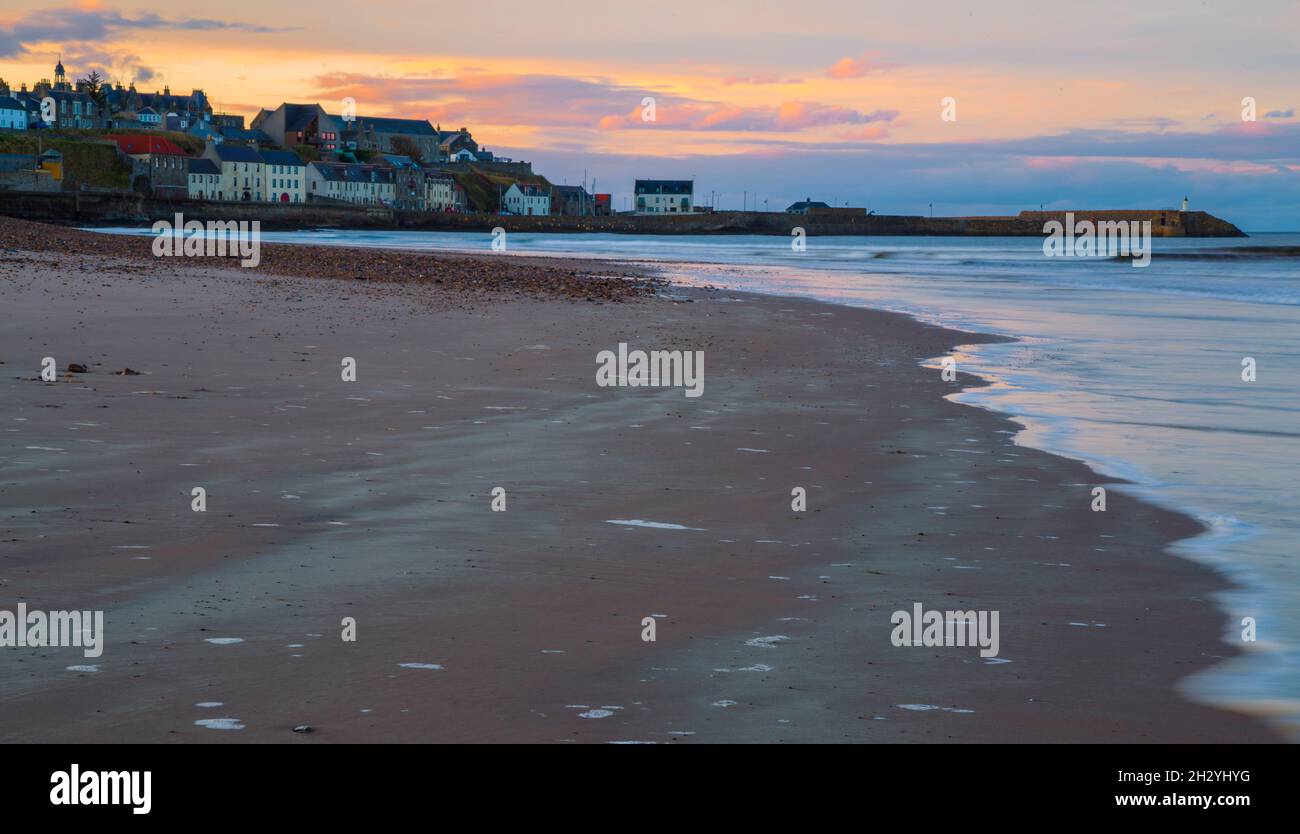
[187,158,222,200]
[502,182,550,215]
[261,149,306,203]
[201,142,266,201]
[634,179,694,213]
[306,161,395,205]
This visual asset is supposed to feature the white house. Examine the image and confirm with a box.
[260,149,306,203]
[502,182,550,216]
[634,179,694,213]
[306,161,395,205]
[187,158,221,200]
[201,142,266,201]
[0,96,28,130]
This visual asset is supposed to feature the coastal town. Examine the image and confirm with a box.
[0,59,714,217]
[0,60,1244,239]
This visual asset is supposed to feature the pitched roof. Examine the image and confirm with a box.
[635,179,693,195]
[220,127,272,143]
[350,115,437,136]
[188,158,220,175]
[309,161,346,181]
[260,149,304,166]
[209,144,264,163]
[379,154,419,168]
[280,103,325,132]
[786,199,830,211]
[507,182,549,197]
[308,161,394,183]
[0,96,26,111]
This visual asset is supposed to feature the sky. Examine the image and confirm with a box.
[1,0,1297,229]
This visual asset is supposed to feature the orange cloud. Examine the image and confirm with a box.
[825,52,897,79]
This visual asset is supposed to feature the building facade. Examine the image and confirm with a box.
[502,182,551,215]
[261,149,306,203]
[251,103,346,154]
[201,142,266,201]
[634,179,694,213]
[551,184,594,216]
[306,161,395,205]
[424,172,466,212]
[187,158,221,200]
[107,134,188,199]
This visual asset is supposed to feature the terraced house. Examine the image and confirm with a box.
[375,154,427,209]
[187,158,221,201]
[261,149,306,203]
[424,172,465,212]
[201,142,267,201]
[306,161,395,206]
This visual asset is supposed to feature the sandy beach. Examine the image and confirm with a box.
[0,224,1280,743]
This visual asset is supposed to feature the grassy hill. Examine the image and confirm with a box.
[0,132,132,191]
[452,165,553,213]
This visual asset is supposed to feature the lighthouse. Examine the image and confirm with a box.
[1181,196,1189,212]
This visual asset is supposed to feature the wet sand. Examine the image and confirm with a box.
[0,245,1280,743]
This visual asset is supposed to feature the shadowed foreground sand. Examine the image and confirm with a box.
[0,246,1279,742]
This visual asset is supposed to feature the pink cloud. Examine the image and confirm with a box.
[838,125,891,141]
[825,52,897,79]
[602,100,898,132]
[313,71,898,135]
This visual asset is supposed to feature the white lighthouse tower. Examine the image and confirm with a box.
[1181,196,1189,212]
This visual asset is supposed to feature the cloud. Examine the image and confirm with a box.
[313,70,896,134]
[838,125,891,141]
[313,71,645,128]
[1264,109,1294,119]
[0,30,23,58]
[57,46,158,85]
[0,6,294,58]
[602,100,897,132]
[522,134,1300,232]
[825,52,897,79]
[1113,116,1181,130]
[721,74,789,86]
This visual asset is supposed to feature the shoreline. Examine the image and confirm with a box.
[0,226,1281,742]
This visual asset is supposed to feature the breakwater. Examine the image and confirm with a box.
[0,190,1246,236]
